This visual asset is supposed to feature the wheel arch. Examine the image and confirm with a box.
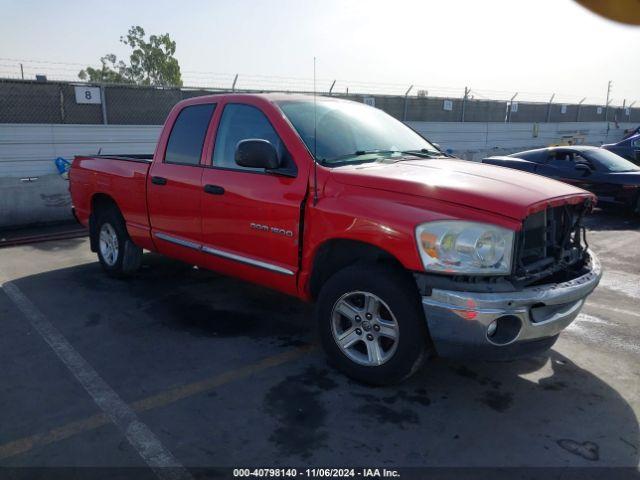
[308,238,410,300]
[89,193,123,252]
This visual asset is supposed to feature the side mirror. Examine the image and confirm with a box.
[235,139,280,170]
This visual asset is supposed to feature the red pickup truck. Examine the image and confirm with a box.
[70,93,602,385]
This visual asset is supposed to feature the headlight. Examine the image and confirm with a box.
[415,221,514,275]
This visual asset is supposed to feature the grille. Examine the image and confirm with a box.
[514,202,589,282]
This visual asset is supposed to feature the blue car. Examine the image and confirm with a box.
[602,133,640,165]
[483,146,640,215]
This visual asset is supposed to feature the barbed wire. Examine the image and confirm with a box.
[0,57,636,107]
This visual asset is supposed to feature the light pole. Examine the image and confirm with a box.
[604,80,612,122]
[403,85,413,122]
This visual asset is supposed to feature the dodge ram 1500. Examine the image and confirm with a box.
[70,93,602,385]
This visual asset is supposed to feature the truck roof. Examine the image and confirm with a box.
[180,92,347,104]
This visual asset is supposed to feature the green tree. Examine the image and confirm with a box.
[79,26,182,86]
[78,54,131,84]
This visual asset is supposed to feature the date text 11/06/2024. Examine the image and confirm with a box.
[232,468,401,477]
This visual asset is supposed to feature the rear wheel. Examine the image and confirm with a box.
[316,264,431,385]
[94,206,142,277]
[99,222,120,267]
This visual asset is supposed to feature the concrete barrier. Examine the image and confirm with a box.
[0,174,72,228]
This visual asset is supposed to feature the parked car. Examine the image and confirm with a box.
[483,146,640,214]
[70,94,601,385]
[602,133,640,164]
[621,126,640,141]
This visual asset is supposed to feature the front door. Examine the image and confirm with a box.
[573,152,619,201]
[147,102,216,265]
[199,101,308,295]
[632,137,640,164]
[536,150,594,192]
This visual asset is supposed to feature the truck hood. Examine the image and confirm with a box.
[330,158,592,220]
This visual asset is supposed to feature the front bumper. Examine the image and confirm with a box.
[421,251,602,359]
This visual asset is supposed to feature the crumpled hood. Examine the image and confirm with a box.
[330,158,592,220]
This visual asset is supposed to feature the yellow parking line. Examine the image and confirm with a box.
[130,345,315,413]
[0,413,109,460]
[0,345,315,460]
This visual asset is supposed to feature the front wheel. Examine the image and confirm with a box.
[316,264,431,385]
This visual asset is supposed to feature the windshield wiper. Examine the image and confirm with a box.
[400,149,449,158]
[323,150,397,163]
[322,148,450,165]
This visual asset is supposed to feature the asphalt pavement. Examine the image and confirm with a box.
[0,208,638,478]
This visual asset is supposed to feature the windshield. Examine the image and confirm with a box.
[582,149,640,172]
[276,99,439,165]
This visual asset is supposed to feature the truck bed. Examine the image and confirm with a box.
[88,154,154,163]
[70,154,154,249]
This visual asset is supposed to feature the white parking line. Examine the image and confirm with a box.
[590,231,640,256]
[586,302,640,319]
[566,312,639,356]
[598,269,640,299]
[566,324,640,356]
[574,313,613,325]
[2,282,192,480]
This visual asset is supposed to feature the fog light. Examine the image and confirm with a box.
[487,321,497,337]
[487,315,522,345]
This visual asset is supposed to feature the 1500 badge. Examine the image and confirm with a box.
[250,223,294,238]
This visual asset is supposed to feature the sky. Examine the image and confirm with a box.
[1,0,638,105]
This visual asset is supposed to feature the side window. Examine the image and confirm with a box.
[575,153,593,168]
[212,104,295,173]
[532,151,549,164]
[547,151,575,170]
[519,151,544,163]
[165,104,215,166]
[514,152,540,163]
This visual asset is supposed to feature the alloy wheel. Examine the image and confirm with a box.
[99,223,119,267]
[331,291,400,366]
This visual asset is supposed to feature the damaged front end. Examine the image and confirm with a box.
[511,198,593,288]
[416,197,602,360]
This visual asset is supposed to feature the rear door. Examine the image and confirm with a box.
[199,100,309,295]
[147,102,216,265]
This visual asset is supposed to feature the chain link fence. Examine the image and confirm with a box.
[1,78,638,125]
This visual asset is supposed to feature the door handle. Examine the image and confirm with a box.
[151,176,167,186]
[204,184,225,195]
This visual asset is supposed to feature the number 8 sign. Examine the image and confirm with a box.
[74,86,102,104]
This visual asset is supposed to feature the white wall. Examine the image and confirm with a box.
[407,121,635,161]
[0,124,161,178]
[0,124,161,228]
[0,121,636,228]
[0,122,635,178]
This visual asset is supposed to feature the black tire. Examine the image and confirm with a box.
[93,206,142,278]
[316,263,431,386]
